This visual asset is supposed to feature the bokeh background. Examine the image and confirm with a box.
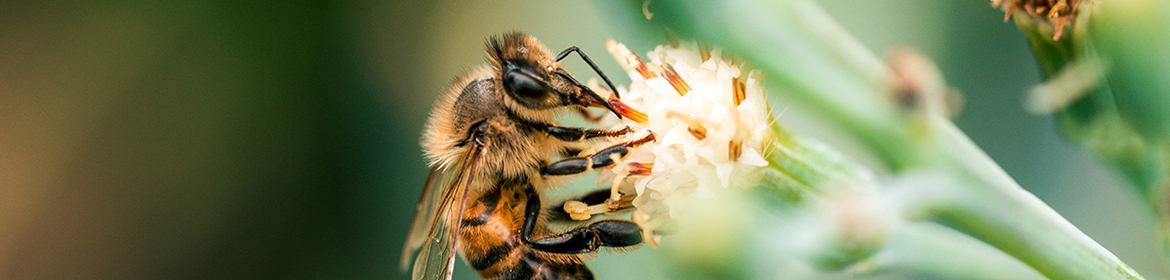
[2,0,1167,279]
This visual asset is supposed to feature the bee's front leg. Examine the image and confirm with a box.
[537,123,631,143]
[540,132,654,176]
[520,186,642,254]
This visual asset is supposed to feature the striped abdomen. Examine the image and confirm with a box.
[458,185,594,280]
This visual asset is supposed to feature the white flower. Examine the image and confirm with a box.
[571,40,774,247]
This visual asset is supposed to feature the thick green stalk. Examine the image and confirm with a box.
[753,122,1045,278]
[916,119,1142,279]
[867,222,1044,280]
[760,115,1142,279]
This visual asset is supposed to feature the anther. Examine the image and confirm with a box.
[666,111,708,140]
[732,74,747,106]
[662,64,692,96]
[699,43,712,62]
[729,139,744,161]
[609,99,648,124]
[627,162,654,176]
[605,191,637,211]
[608,153,628,202]
[607,39,658,80]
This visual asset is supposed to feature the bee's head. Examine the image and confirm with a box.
[488,32,615,115]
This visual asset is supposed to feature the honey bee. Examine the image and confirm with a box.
[402,32,653,280]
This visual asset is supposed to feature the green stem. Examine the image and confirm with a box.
[757,122,1046,278]
[866,222,1044,280]
[763,117,1144,279]
[915,119,1143,279]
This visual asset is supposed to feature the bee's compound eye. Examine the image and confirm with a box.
[504,69,549,101]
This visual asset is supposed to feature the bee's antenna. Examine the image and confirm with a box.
[556,46,621,99]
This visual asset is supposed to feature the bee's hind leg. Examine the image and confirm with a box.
[521,186,642,254]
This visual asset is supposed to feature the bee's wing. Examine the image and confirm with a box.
[401,165,456,270]
[406,143,487,280]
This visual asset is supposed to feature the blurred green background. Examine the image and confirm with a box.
[1,0,1167,279]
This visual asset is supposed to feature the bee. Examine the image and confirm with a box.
[402,32,654,280]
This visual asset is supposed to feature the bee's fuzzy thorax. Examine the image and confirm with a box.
[421,65,558,185]
[422,66,495,171]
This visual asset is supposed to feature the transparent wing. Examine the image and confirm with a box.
[408,144,486,280]
[401,165,457,270]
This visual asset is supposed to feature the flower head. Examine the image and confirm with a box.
[992,0,1093,40]
[581,40,773,247]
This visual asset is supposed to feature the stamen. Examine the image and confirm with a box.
[609,98,649,124]
[664,29,680,48]
[632,55,658,80]
[627,162,654,176]
[729,139,744,161]
[728,105,750,161]
[1003,4,1017,22]
[608,153,628,202]
[607,39,658,79]
[699,44,712,62]
[606,192,636,211]
[586,77,649,125]
[666,111,708,140]
[688,126,708,140]
[1048,0,1068,19]
[633,209,662,248]
[990,0,1084,40]
[732,74,747,106]
[662,64,692,96]
[1053,17,1067,41]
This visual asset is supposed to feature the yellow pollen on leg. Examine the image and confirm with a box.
[564,200,614,221]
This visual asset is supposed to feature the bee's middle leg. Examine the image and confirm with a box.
[520,186,642,254]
